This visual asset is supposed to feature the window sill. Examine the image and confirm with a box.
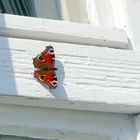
[0,14,139,114]
[0,13,128,49]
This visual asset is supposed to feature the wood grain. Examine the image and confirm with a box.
[0,37,140,113]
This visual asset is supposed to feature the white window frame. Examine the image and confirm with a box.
[33,0,89,23]
[1,1,140,139]
[0,13,140,115]
[0,8,140,139]
[0,14,127,49]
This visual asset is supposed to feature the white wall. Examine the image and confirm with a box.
[86,0,140,51]
[0,104,135,140]
[133,115,140,140]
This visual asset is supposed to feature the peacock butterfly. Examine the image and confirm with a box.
[33,45,57,89]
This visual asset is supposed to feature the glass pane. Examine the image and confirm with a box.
[0,0,88,23]
[0,0,36,17]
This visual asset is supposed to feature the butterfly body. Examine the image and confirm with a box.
[33,46,57,89]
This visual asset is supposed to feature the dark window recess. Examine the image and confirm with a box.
[0,0,36,17]
[0,134,49,140]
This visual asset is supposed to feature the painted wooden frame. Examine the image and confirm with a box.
[0,14,127,49]
[0,14,140,114]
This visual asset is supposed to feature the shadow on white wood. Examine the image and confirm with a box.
[0,16,17,95]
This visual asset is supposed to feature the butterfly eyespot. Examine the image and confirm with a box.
[51,81,57,86]
[48,48,54,55]
[51,54,55,58]
[37,55,43,60]
[39,75,45,80]
[53,77,57,81]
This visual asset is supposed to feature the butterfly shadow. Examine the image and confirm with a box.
[38,60,67,99]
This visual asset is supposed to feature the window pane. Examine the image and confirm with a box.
[0,0,36,17]
[0,0,88,23]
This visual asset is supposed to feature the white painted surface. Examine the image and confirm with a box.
[0,14,128,49]
[59,0,88,23]
[111,0,140,51]
[123,0,140,51]
[86,0,140,51]
[134,115,140,140]
[86,0,114,27]
[34,0,88,23]
[0,3,139,140]
[0,37,140,113]
[86,0,99,25]
[0,104,135,140]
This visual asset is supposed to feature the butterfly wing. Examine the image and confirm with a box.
[34,69,57,89]
[33,46,55,69]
